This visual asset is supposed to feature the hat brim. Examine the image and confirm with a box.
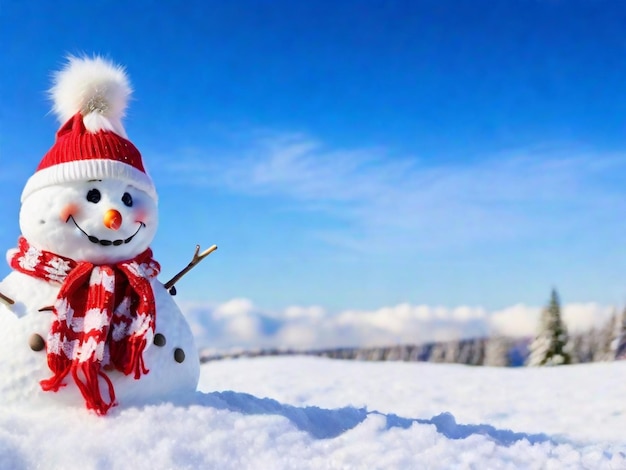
[21,159,157,203]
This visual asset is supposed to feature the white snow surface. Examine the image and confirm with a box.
[1,356,625,469]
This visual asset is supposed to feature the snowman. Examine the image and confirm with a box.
[0,56,212,415]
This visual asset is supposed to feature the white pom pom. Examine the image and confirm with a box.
[50,55,132,138]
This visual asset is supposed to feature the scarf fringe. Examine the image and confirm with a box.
[71,362,116,416]
[40,364,72,392]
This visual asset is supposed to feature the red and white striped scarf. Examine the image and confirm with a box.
[9,236,161,415]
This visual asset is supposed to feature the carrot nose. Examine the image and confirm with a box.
[103,209,122,230]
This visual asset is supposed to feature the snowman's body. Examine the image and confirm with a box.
[0,57,204,413]
[0,271,199,408]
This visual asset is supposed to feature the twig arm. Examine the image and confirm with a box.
[164,244,217,291]
[0,291,14,306]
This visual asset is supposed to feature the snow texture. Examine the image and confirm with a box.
[0,356,624,469]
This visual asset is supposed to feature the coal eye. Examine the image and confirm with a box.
[86,189,101,203]
[122,192,133,207]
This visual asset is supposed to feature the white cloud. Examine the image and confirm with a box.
[224,314,260,342]
[162,133,626,253]
[489,304,541,337]
[181,298,615,352]
[561,303,615,333]
[213,298,256,319]
[283,305,326,320]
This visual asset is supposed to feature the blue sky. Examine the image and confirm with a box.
[2,0,626,316]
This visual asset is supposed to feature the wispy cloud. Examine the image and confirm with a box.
[159,132,626,254]
[182,299,614,352]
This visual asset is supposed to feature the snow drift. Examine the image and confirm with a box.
[0,356,625,469]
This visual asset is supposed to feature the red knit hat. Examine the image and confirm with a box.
[21,56,156,202]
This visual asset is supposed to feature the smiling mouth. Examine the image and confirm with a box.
[67,215,145,246]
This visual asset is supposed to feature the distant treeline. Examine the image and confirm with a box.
[199,328,620,367]
[200,289,626,367]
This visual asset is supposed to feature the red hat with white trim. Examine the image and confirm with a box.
[21,56,156,202]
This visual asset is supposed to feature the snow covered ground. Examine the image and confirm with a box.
[1,356,625,469]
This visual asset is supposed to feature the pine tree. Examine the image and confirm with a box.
[429,340,460,363]
[593,311,619,362]
[568,332,594,364]
[455,338,485,365]
[526,289,571,366]
[615,307,626,360]
[484,336,510,367]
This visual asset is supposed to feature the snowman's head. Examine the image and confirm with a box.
[19,56,160,263]
[20,179,158,264]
